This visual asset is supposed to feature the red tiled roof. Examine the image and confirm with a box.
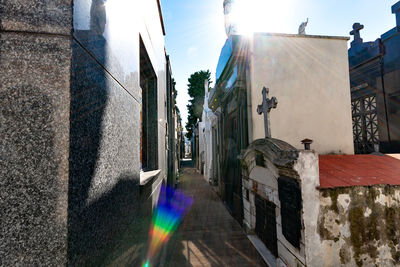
[319,155,400,189]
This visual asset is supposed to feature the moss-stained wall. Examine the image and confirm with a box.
[316,185,400,266]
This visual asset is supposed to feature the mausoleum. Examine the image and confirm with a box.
[348,1,400,154]
[208,30,354,223]
[240,138,400,267]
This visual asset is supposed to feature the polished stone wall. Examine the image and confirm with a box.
[1,0,167,265]
[68,38,142,265]
[0,1,72,265]
[0,0,72,34]
[70,0,167,262]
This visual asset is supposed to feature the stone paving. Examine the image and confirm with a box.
[161,164,266,267]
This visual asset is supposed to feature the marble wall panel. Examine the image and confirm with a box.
[0,0,72,34]
[68,39,143,265]
[73,0,168,182]
[73,0,166,98]
[0,32,70,266]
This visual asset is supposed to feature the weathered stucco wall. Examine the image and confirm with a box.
[249,33,354,155]
[293,151,321,267]
[241,140,400,267]
[311,186,400,267]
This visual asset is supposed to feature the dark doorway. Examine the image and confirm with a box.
[223,112,238,214]
[255,194,278,257]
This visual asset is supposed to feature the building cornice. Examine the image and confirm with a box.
[157,0,166,36]
[254,32,349,41]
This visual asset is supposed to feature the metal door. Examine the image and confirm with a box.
[255,195,278,257]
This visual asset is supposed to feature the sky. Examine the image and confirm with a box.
[161,0,398,129]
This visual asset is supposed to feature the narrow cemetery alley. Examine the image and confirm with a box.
[2,1,400,266]
[162,163,266,267]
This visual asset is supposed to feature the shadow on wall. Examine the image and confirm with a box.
[0,84,67,264]
[0,4,70,263]
[68,1,150,265]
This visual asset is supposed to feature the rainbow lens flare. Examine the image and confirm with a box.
[142,185,193,267]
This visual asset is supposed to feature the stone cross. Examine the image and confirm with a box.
[350,23,364,44]
[257,87,278,138]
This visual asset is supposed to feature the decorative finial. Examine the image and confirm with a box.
[223,0,237,37]
[204,79,209,91]
[298,18,309,35]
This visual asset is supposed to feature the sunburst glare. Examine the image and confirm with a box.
[229,0,293,35]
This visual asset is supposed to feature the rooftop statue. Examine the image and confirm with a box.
[223,0,238,37]
[298,18,309,35]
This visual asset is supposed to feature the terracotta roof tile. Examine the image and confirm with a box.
[318,155,400,189]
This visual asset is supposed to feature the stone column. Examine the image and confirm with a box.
[0,1,72,265]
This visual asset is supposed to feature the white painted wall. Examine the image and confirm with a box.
[249,33,354,155]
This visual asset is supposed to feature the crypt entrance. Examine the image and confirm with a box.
[240,138,307,267]
[221,92,246,224]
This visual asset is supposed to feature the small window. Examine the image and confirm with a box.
[140,37,158,171]
[255,153,265,167]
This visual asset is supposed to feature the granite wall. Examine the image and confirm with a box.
[0,1,72,265]
[1,0,167,265]
[68,37,142,265]
[70,0,168,263]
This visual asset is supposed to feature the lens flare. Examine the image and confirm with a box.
[142,185,193,267]
[229,0,293,35]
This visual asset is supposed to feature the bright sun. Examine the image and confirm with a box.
[230,0,292,35]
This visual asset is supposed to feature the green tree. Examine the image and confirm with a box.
[172,78,179,113]
[172,78,181,127]
[185,70,211,139]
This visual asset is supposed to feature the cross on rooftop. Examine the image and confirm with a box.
[257,87,278,138]
[350,23,364,44]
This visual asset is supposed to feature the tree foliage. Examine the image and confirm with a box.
[185,70,211,139]
[172,78,181,126]
[172,78,179,113]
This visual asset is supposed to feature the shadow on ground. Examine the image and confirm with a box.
[161,167,266,267]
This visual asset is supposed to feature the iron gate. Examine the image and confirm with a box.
[352,94,379,154]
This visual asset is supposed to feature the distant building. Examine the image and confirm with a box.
[348,1,400,154]
[166,55,181,187]
[209,31,354,223]
[199,89,218,183]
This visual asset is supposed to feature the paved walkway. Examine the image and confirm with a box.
[162,165,266,267]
